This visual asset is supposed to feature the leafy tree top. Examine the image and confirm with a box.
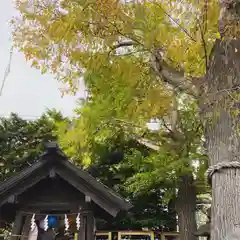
[13,0,219,95]
[12,0,209,201]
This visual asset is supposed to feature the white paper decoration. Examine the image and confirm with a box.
[64,214,69,231]
[30,214,36,231]
[44,215,49,231]
[28,223,38,240]
[27,212,85,233]
[76,213,80,230]
[39,219,45,229]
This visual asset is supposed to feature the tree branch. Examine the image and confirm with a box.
[197,19,208,71]
[153,2,196,42]
[112,118,161,151]
[112,41,135,49]
[151,50,199,97]
[170,93,179,132]
[110,41,200,98]
[108,40,138,56]
[100,10,199,98]
[136,137,160,151]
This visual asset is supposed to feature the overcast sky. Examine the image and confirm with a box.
[0,1,85,119]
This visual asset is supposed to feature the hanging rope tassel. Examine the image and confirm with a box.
[30,214,36,231]
[76,213,81,230]
[64,214,69,231]
[44,215,49,231]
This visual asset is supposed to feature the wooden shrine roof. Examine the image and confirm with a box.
[0,142,132,216]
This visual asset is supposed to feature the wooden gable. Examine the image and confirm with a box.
[0,142,132,217]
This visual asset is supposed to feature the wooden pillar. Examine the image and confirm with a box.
[11,211,24,240]
[78,212,94,240]
[86,211,94,240]
[21,214,32,240]
[78,200,94,240]
[78,211,95,240]
[78,213,86,240]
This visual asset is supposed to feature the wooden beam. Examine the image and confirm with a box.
[23,202,80,210]
[0,169,49,206]
[60,160,132,211]
[11,211,24,240]
[56,168,119,217]
[86,211,94,240]
[21,214,32,240]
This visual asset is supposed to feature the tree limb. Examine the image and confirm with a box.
[112,41,135,49]
[152,2,196,42]
[197,19,208,71]
[135,137,160,151]
[108,40,141,57]
[105,21,199,98]
[112,118,161,151]
[110,41,200,98]
[170,93,178,132]
[151,50,199,97]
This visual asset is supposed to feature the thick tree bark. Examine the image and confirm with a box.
[176,175,197,240]
[202,39,240,240]
[199,0,240,238]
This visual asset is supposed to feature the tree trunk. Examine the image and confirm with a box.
[168,198,177,231]
[176,175,197,240]
[197,0,240,239]
[201,38,240,240]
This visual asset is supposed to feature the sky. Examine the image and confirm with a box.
[0,1,85,119]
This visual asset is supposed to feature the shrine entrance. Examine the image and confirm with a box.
[0,142,132,240]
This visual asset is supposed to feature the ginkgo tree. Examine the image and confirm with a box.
[12,0,240,239]
[56,95,207,240]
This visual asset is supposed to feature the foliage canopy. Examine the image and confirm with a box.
[11,0,213,235]
[12,0,219,118]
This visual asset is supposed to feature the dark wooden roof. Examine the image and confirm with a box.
[0,142,132,216]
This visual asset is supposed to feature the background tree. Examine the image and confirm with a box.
[81,133,177,231]
[0,110,65,180]
[0,110,66,234]
[0,111,177,232]
[11,0,240,239]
